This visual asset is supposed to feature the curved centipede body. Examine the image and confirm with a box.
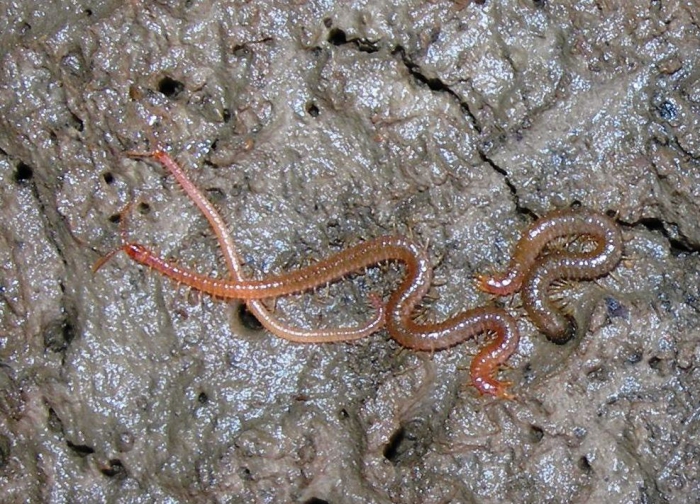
[128,151,385,344]
[476,208,622,297]
[98,151,521,399]
[477,207,623,342]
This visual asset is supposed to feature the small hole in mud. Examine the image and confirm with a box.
[327,28,347,45]
[303,499,330,504]
[626,351,643,365]
[529,425,544,443]
[232,44,250,57]
[222,108,232,123]
[108,213,122,224]
[67,440,95,457]
[323,17,333,28]
[48,408,64,433]
[102,172,115,185]
[157,76,185,98]
[206,187,226,205]
[43,318,75,353]
[648,356,662,370]
[84,8,93,16]
[383,426,406,463]
[14,162,33,183]
[137,202,151,215]
[0,434,10,469]
[101,458,127,479]
[239,466,253,480]
[533,0,545,6]
[338,408,349,419]
[70,112,84,131]
[238,304,263,331]
[197,392,209,404]
[578,456,593,473]
[306,102,320,117]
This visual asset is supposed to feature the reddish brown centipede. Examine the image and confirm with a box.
[97,151,520,398]
[476,207,623,342]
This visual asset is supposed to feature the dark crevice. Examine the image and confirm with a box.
[136,202,151,215]
[14,161,34,183]
[43,316,76,353]
[383,425,406,463]
[578,455,593,473]
[327,27,347,45]
[529,425,544,443]
[0,434,10,469]
[100,458,127,479]
[67,440,95,457]
[327,27,379,53]
[306,102,320,117]
[382,420,431,465]
[238,303,263,331]
[391,45,526,211]
[637,217,695,254]
[238,466,253,480]
[393,46,462,99]
[392,45,482,133]
[648,356,663,370]
[157,76,185,99]
[47,407,64,434]
[479,154,526,212]
[69,112,84,132]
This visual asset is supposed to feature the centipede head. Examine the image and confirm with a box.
[474,272,516,296]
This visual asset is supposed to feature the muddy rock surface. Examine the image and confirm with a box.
[1,1,699,503]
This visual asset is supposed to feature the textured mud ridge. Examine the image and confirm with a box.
[1,1,699,503]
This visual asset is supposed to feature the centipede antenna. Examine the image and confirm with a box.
[93,202,136,273]
[92,247,122,273]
